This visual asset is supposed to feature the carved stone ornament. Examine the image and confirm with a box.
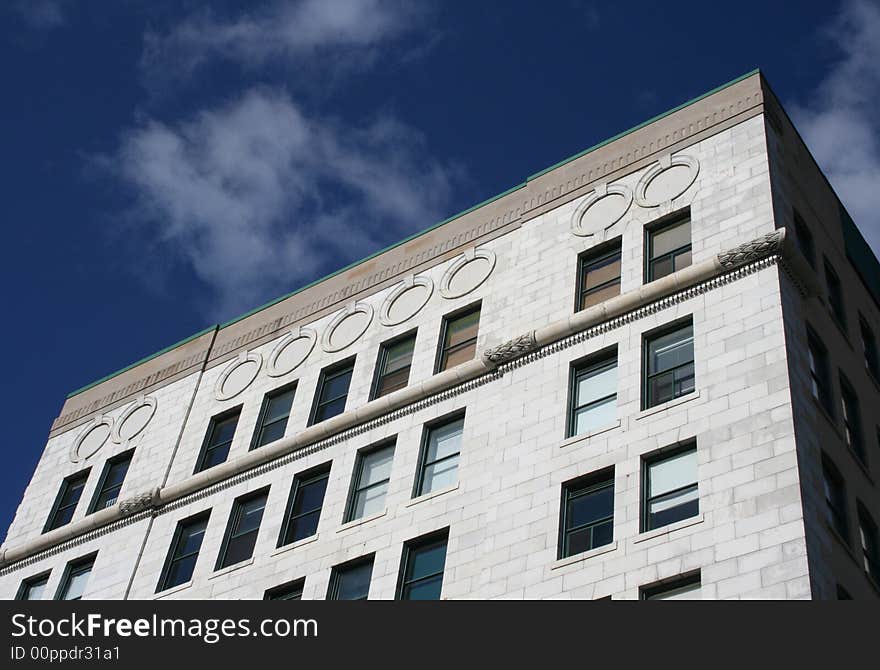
[570,182,633,239]
[439,248,497,299]
[717,229,785,269]
[118,488,159,515]
[635,153,700,208]
[482,331,539,366]
[214,351,262,400]
[111,395,156,444]
[70,416,113,463]
[379,275,434,326]
[321,302,374,353]
[267,326,316,377]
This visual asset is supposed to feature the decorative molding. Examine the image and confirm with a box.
[70,416,113,464]
[321,302,374,353]
[439,248,497,299]
[634,153,700,208]
[570,182,633,239]
[718,229,785,269]
[379,275,434,327]
[266,327,316,377]
[118,488,160,515]
[482,331,539,366]
[214,351,262,401]
[110,395,156,444]
[0,225,799,573]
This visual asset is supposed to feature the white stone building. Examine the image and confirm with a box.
[2,70,879,600]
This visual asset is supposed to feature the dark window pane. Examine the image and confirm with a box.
[213,417,238,445]
[165,555,197,589]
[403,575,443,600]
[568,486,614,528]
[323,370,353,400]
[314,396,347,422]
[446,311,480,347]
[288,510,320,543]
[258,420,287,446]
[581,282,621,310]
[265,390,295,422]
[443,343,477,369]
[408,543,447,581]
[202,445,231,470]
[293,478,328,517]
[332,561,373,600]
[651,219,691,258]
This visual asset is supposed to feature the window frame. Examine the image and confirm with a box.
[43,468,91,533]
[859,314,880,381]
[567,347,618,438]
[193,405,242,474]
[645,210,692,283]
[558,468,615,559]
[215,487,270,571]
[640,571,702,600]
[806,326,834,416]
[327,555,375,600]
[15,571,51,601]
[54,553,97,601]
[413,411,465,498]
[822,455,849,543]
[575,238,622,312]
[249,381,297,451]
[839,374,866,465]
[344,440,396,523]
[86,448,135,515]
[370,329,418,400]
[308,357,356,426]
[641,440,699,533]
[395,527,450,600]
[434,301,481,374]
[264,578,305,601]
[277,462,331,548]
[793,210,816,268]
[824,258,847,331]
[857,502,879,582]
[642,317,695,410]
[156,510,211,593]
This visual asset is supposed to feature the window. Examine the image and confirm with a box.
[16,572,50,601]
[346,442,395,522]
[55,554,95,600]
[309,358,355,425]
[857,503,879,582]
[216,488,269,570]
[839,376,866,464]
[415,414,463,497]
[793,210,815,267]
[44,469,90,533]
[328,556,374,600]
[251,382,296,450]
[87,449,134,513]
[397,529,449,600]
[372,332,417,399]
[577,241,622,311]
[436,304,480,372]
[559,469,614,559]
[643,320,695,409]
[568,350,617,437]
[278,464,330,547]
[646,213,692,282]
[194,407,241,473]
[641,572,701,600]
[643,443,699,531]
[264,578,305,601]
[822,456,849,542]
[157,511,210,592]
[859,315,880,380]
[824,259,847,330]
[807,328,834,414]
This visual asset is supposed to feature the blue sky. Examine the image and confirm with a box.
[1,0,878,539]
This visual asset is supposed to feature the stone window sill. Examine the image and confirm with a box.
[632,512,705,545]
[635,390,701,421]
[271,533,320,558]
[560,421,622,449]
[153,580,194,599]
[336,510,386,534]
[551,541,618,571]
[405,483,459,508]
[209,557,254,580]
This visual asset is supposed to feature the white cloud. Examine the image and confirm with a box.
[791,0,880,256]
[112,88,457,318]
[142,0,422,84]
[13,0,65,30]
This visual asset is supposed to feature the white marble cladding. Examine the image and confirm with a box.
[2,114,811,599]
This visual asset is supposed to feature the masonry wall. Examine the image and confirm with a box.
[0,102,821,600]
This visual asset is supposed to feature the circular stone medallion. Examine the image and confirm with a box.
[571,184,633,238]
[322,303,374,353]
[439,248,496,299]
[215,352,262,400]
[267,328,316,377]
[112,397,157,443]
[379,276,433,326]
[635,154,700,208]
[71,418,112,463]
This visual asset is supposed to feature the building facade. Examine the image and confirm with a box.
[2,70,879,601]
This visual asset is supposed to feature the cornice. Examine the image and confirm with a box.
[0,226,814,573]
[52,72,767,435]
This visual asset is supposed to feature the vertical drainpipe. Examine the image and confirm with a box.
[122,325,219,599]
